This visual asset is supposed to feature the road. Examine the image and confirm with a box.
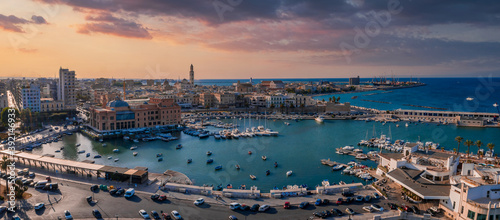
[1,172,398,220]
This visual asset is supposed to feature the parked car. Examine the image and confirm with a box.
[336,197,343,205]
[364,195,372,202]
[258,204,270,212]
[86,196,93,203]
[150,210,161,220]
[313,212,323,218]
[161,213,172,220]
[90,185,98,191]
[403,205,410,211]
[342,191,354,197]
[363,206,374,212]
[171,210,182,220]
[345,197,354,204]
[109,189,118,195]
[356,195,364,202]
[283,201,290,209]
[28,172,35,178]
[64,210,73,220]
[411,206,420,214]
[92,209,102,219]
[194,198,205,206]
[426,209,436,216]
[230,203,241,210]
[371,204,384,211]
[138,209,150,219]
[151,194,160,200]
[158,195,167,201]
[124,188,135,198]
[115,188,125,196]
[322,210,332,218]
[34,203,44,210]
[240,204,250,211]
[322,199,330,205]
[250,204,260,211]
[332,208,343,216]
[345,208,355,215]
[315,199,322,206]
[388,203,398,210]
[299,202,309,209]
[229,215,238,220]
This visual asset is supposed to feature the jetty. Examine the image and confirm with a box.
[321,159,346,167]
[334,148,379,162]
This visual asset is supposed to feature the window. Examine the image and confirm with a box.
[477,214,486,220]
[467,210,475,219]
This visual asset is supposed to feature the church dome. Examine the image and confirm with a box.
[107,99,129,108]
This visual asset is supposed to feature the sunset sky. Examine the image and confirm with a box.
[1,0,500,79]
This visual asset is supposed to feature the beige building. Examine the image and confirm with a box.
[40,98,65,112]
[214,92,235,108]
[58,67,76,110]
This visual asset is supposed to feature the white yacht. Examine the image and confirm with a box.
[130,146,137,150]
[343,145,355,151]
[286,170,293,176]
[315,116,324,123]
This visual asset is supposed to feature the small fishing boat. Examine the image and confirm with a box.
[133,139,139,143]
[274,162,278,168]
[248,151,252,155]
[133,152,138,156]
[405,123,409,127]
[113,149,119,153]
[187,158,192,163]
[332,164,345,171]
[114,158,119,162]
[261,156,267,160]
[102,144,107,147]
[266,170,270,176]
[130,146,137,150]
[286,170,293,176]
[94,155,102,158]
[214,134,221,139]
[55,150,61,153]
[76,143,81,147]
[284,122,290,126]
[250,175,257,180]
[315,116,324,123]
[322,179,330,186]
[206,158,213,164]
[235,164,240,169]
[207,151,212,156]
[156,153,163,157]
[176,144,182,149]
[107,156,112,160]
[355,154,368,160]
[99,139,103,142]
[215,165,222,170]
[86,153,90,157]
[158,157,163,162]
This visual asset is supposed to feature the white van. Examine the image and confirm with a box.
[124,188,135,198]
[229,203,241,210]
[35,181,48,188]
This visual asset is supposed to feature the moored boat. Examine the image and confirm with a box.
[250,175,256,180]
[315,116,324,123]
[207,151,212,156]
[130,146,137,150]
[286,170,293,176]
[156,153,163,157]
[235,164,240,169]
[113,149,119,153]
[266,170,270,175]
[133,152,138,156]
[262,156,267,160]
[215,165,222,170]
[158,157,163,162]
[187,158,192,163]
[114,158,119,162]
[332,164,345,171]
[176,144,182,149]
[94,155,102,158]
[206,158,213,164]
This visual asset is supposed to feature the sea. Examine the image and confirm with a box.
[31,77,500,191]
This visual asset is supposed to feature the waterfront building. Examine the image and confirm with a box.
[58,67,77,110]
[261,80,285,89]
[88,97,181,132]
[442,164,500,220]
[18,83,41,112]
[199,92,215,108]
[349,76,360,85]
[250,95,267,108]
[40,98,65,112]
[214,92,235,108]
[392,109,499,126]
[265,94,285,108]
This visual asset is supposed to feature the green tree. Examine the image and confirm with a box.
[270,103,275,109]
[455,136,463,155]
[476,140,483,158]
[336,97,341,103]
[1,107,20,127]
[464,140,473,158]
[487,143,495,155]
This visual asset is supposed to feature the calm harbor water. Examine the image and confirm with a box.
[32,118,500,191]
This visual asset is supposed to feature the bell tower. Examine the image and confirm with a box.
[189,64,194,84]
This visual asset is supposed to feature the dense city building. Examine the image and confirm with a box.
[58,67,77,110]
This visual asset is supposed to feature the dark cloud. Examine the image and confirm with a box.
[0,14,31,32]
[0,14,48,32]
[31,15,48,24]
[77,13,152,39]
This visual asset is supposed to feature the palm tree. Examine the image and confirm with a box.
[455,136,463,156]
[476,140,483,158]
[487,143,495,156]
[464,140,473,158]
